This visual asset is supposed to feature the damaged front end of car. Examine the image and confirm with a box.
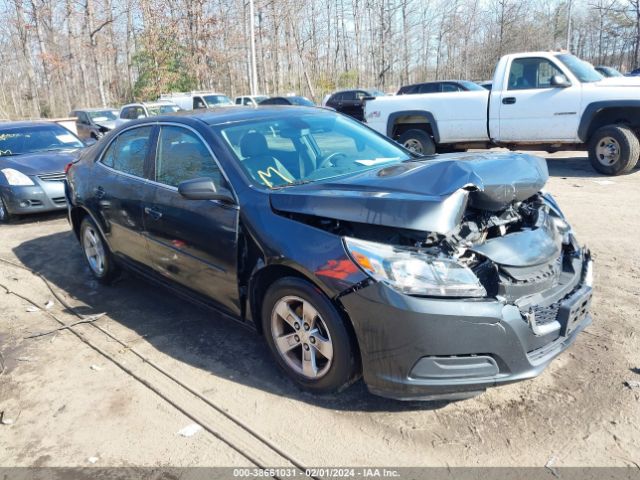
[270,151,593,400]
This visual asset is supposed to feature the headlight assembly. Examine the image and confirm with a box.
[1,168,34,186]
[344,237,486,298]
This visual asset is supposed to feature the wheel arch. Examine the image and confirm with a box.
[578,101,640,142]
[386,110,440,143]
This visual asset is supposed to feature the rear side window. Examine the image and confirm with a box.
[441,83,462,92]
[155,126,223,187]
[329,93,343,103]
[418,83,438,93]
[100,126,152,177]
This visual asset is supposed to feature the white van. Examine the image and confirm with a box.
[159,92,234,111]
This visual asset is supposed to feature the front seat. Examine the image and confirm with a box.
[239,132,295,187]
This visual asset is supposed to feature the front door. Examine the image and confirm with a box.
[143,125,240,315]
[497,57,581,142]
[93,125,155,268]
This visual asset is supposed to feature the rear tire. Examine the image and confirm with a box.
[588,125,640,175]
[80,217,118,284]
[0,195,12,223]
[261,277,359,394]
[398,129,436,155]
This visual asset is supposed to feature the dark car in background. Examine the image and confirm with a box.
[258,96,315,106]
[0,121,85,222]
[66,107,593,401]
[70,108,119,140]
[397,80,486,95]
[324,89,385,121]
[594,66,623,78]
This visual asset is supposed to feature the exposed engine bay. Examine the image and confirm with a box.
[279,191,579,304]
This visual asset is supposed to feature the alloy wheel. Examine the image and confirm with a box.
[270,295,334,379]
[82,225,106,276]
[0,197,7,221]
[595,136,621,166]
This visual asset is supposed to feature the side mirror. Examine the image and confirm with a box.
[84,137,97,147]
[550,75,571,88]
[178,177,235,203]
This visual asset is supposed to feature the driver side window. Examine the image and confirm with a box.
[155,126,224,188]
[508,58,564,90]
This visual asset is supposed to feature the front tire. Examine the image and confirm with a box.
[588,125,640,175]
[397,129,436,155]
[0,195,12,223]
[261,277,359,394]
[80,217,118,284]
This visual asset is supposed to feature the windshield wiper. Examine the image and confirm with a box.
[272,179,312,189]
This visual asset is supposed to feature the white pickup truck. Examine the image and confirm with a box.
[364,51,640,175]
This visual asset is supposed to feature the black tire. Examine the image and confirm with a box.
[397,129,436,155]
[261,277,359,394]
[79,217,118,284]
[588,125,640,175]
[0,195,12,223]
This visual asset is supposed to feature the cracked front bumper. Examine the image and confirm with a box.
[339,252,593,401]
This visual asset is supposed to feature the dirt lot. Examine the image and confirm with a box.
[0,153,639,470]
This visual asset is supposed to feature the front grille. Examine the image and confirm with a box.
[530,302,561,326]
[52,197,66,205]
[38,172,65,182]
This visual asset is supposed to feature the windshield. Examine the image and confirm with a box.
[147,104,181,116]
[459,81,486,91]
[599,66,623,77]
[204,95,233,106]
[289,97,315,106]
[213,112,411,188]
[557,54,603,83]
[0,124,83,156]
[88,110,118,121]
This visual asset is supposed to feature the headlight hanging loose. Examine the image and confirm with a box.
[344,237,486,298]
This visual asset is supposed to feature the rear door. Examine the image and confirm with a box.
[143,124,240,315]
[497,56,581,141]
[93,125,156,268]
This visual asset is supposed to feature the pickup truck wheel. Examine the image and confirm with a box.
[588,125,640,175]
[398,129,436,155]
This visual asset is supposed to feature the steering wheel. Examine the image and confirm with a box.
[317,152,349,170]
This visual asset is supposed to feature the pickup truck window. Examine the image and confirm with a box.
[557,54,603,83]
[508,57,564,90]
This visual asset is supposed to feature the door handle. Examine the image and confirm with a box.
[144,207,163,220]
[94,186,105,199]
[502,97,516,105]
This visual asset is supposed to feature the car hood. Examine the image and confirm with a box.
[596,76,640,87]
[94,120,116,130]
[0,150,80,175]
[269,152,548,235]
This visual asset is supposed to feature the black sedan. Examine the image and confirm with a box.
[66,107,593,400]
[396,80,486,95]
[258,96,315,106]
[1,121,86,222]
[324,89,385,121]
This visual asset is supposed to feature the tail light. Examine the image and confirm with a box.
[64,162,74,175]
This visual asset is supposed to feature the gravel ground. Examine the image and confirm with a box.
[0,153,638,469]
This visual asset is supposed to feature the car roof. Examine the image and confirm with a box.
[331,88,378,94]
[401,80,464,87]
[73,107,118,112]
[0,120,67,129]
[128,106,329,127]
